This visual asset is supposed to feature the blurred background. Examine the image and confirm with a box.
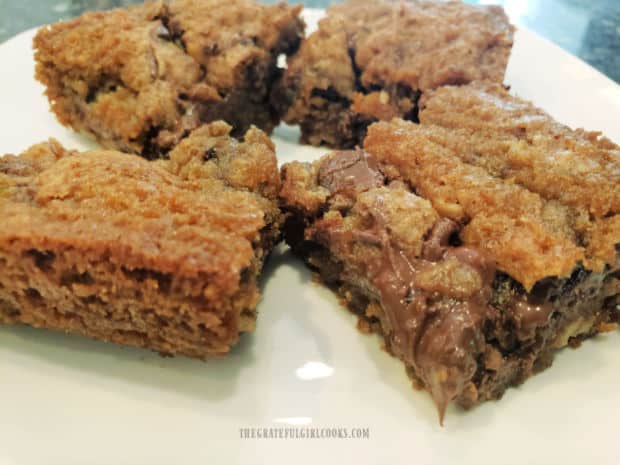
[0,0,618,83]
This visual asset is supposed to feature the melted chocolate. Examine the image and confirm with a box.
[509,296,554,340]
[371,247,426,363]
[318,150,384,197]
[371,241,495,422]
[422,217,459,261]
[416,299,485,419]
[316,150,498,423]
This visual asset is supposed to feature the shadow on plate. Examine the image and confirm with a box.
[259,243,338,363]
[0,321,258,401]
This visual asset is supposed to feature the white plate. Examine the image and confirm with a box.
[1,9,619,465]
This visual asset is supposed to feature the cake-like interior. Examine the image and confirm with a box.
[0,122,282,358]
[279,84,620,420]
[34,0,304,158]
[276,0,514,148]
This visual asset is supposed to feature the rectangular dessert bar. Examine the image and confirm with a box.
[276,0,514,148]
[0,121,282,358]
[34,0,304,158]
[279,84,619,421]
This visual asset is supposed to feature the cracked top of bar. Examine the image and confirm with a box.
[279,0,514,147]
[361,84,620,289]
[328,0,512,90]
[34,0,304,157]
[0,121,281,297]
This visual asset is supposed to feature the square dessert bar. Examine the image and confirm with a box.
[279,84,619,420]
[276,0,514,148]
[34,0,304,158]
[0,121,282,358]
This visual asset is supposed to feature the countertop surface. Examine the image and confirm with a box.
[1,0,619,83]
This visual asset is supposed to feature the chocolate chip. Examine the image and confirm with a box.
[204,147,217,161]
[25,250,55,272]
[204,43,220,56]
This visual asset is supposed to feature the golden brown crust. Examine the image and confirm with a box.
[419,83,620,219]
[419,83,620,272]
[279,0,514,148]
[34,0,304,158]
[365,120,583,290]
[362,84,620,289]
[0,122,282,357]
[279,160,330,216]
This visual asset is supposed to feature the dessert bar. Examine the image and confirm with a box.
[279,84,619,420]
[34,0,304,158]
[276,0,513,148]
[0,122,282,358]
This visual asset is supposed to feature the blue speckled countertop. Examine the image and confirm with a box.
[0,0,619,83]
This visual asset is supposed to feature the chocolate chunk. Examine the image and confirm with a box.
[509,296,554,341]
[318,150,384,198]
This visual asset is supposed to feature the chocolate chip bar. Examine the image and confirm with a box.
[0,121,282,358]
[279,84,619,421]
[275,0,513,148]
[34,0,304,158]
